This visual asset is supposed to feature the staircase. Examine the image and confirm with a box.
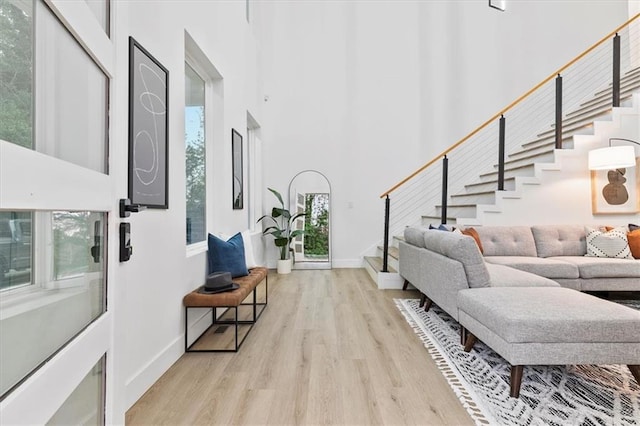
[365,67,640,289]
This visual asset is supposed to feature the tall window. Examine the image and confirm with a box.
[185,63,206,245]
[246,121,262,231]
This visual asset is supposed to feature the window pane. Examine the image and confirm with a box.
[0,211,32,290]
[35,1,108,173]
[0,2,108,172]
[84,0,110,36]
[53,212,104,281]
[185,63,206,245]
[0,0,33,149]
[0,210,106,398]
[47,355,105,425]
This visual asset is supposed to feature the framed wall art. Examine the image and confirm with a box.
[128,37,169,209]
[232,129,243,210]
[489,0,506,11]
[591,157,640,214]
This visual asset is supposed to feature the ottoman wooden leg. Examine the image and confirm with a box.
[424,297,433,312]
[460,326,467,345]
[402,279,409,291]
[463,333,477,352]
[629,365,640,385]
[419,294,426,307]
[510,365,524,398]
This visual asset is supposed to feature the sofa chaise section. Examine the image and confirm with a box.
[458,287,640,397]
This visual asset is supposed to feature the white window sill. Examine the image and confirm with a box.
[0,272,101,321]
[0,286,86,321]
[186,241,207,258]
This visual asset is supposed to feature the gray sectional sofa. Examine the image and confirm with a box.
[398,224,640,397]
[475,225,640,292]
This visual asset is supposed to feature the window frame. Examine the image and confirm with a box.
[184,55,209,254]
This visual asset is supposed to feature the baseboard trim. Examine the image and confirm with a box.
[125,335,183,410]
[264,259,363,269]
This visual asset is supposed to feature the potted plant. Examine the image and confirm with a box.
[258,188,305,274]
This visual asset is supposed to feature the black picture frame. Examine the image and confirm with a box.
[128,37,169,209]
[232,129,243,210]
[488,0,505,11]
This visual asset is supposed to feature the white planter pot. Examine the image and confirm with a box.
[277,259,292,274]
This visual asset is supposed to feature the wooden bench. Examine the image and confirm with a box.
[183,267,268,352]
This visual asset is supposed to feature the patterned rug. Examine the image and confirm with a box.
[395,298,640,426]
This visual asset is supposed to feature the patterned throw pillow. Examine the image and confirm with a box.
[585,226,633,259]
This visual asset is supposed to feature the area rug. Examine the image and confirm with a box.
[395,298,640,426]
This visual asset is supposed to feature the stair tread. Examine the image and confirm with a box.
[452,189,496,197]
[377,245,399,260]
[465,176,515,188]
[500,149,554,166]
[479,163,534,177]
[364,256,397,273]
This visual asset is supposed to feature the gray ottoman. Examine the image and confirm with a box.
[457,287,640,397]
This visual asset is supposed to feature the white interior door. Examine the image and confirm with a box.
[0,0,116,424]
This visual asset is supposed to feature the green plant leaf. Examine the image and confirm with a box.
[268,187,284,207]
[273,207,291,220]
[290,229,305,238]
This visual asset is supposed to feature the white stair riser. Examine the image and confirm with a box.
[465,179,515,193]
[421,216,457,226]
[497,151,556,169]
[508,140,575,160]
[450,192,496,205]
[479,164,535,182]
[435,204,476,218]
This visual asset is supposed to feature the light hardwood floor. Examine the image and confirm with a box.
[126,269,474,425]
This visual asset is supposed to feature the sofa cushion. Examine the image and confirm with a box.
[484,256,579,279]
[531,225,586,257]
[550,256,640,279]
[404,226,429,248]
[457,287,640,344]
[485,263,560,287]
[475,226,537,257]
[423,230,490,288]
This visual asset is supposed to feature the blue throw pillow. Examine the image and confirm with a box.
[429,224,451,231]
[207,232,248,278]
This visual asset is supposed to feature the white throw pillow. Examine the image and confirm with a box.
[241,230,259,269]
[585,226,633,259]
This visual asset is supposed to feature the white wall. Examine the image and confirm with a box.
[257,0,631,264]
[111,0,266,413]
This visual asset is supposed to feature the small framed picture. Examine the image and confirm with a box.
[232,129,243,210]
[591,157,640,214]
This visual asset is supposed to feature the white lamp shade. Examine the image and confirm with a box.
[588,146,636,170]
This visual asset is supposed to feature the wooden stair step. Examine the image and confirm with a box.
[364,256,396,273]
